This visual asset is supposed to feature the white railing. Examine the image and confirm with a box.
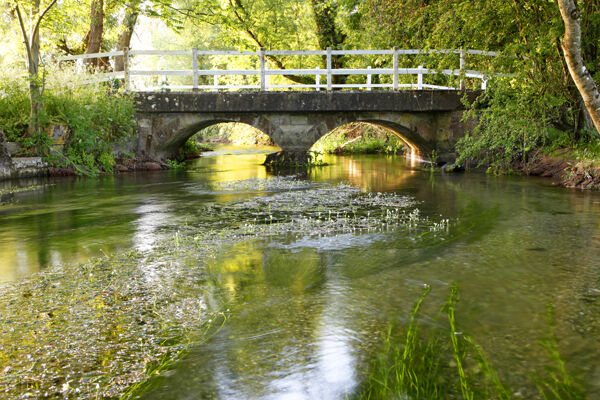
[57,47,501,92]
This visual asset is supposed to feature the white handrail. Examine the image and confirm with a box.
[57,48,503,91]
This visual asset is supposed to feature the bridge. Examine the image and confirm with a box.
[58,48,501,164]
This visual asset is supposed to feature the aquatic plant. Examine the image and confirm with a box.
[0,178,452,399]
[0,244,227,399]
[354,285,585,400]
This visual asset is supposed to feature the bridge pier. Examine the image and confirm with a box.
[132,91,477,164]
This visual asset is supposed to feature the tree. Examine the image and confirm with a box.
[114,0,141,71]
[14,0,58,137]
[311,0,347,84]
[558,0,600,134]
[85,0,105,68]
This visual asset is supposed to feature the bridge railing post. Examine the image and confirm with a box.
[192,47,198,91]
[259,47,266,91]
[417,65,423,90]
[326,47,332,91]
[367,66,372,91]
[459,48,466,90]
[315,66,320,91]
[481,78,488,90]
[213,73,219,91]
[393,46,399,91]
[123,47,130,92]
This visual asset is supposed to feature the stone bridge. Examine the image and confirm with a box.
[133,91,478,163]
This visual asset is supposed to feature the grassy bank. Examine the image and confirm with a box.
[0,67,137,176]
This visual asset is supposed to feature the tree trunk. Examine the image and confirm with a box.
[558,0,600,135]
[28,37,42,138]
[311,0,347,84]
[85,0,104,69]
[27,0,42,137]
[115,1,139,71]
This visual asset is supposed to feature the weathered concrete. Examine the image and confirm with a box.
[0,129,14,179]
[133,91,479,162]
[0,157,49,180]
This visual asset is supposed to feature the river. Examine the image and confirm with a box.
[1,145,600,399]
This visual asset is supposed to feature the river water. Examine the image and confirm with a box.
[1,145,600,398]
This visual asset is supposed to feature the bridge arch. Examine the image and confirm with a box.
[309,119,431,158]
[134,92,473,163]
[141,114,285,160]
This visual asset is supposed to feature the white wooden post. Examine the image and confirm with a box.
[367,66,372,91]
[326,46,332,91]
[123,47,130,91]
[213,74,219,91]
[393,46,399,91]
[417,65,423,90]
[459,49,466,90]
[259,47,266,91]
[315,66,320,91]
[192,47,198,91]
[481,78,487,90]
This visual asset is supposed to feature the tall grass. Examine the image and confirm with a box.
[0,65,136,175]
[355,285,586,400]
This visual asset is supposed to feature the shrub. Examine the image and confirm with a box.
[0,65,136,175]
[456,74,575,171]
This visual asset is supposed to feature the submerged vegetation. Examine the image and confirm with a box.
[356,286,586,400]
[0,178,446,398]
[0,175,595,398]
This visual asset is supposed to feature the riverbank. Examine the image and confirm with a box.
[0,157,173,180]
[512,150,600,190]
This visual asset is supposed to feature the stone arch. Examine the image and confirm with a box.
[308,115,433,157]
[357,120,433,156]
[137,110,449,162]
[143,113,285,160]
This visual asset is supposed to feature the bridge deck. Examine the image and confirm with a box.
[135,90,480,114]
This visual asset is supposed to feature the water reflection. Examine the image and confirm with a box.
[132,199,175,252]
[311,154,418,192]
[3,145,600,398]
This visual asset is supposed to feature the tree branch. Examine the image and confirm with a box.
[227,0,314,85]
[14,5,32,65]
[32,0,58,50]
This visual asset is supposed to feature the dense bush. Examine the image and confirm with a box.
[0,68,30,143]
[456,77,569,172]
[0,67,136,175]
